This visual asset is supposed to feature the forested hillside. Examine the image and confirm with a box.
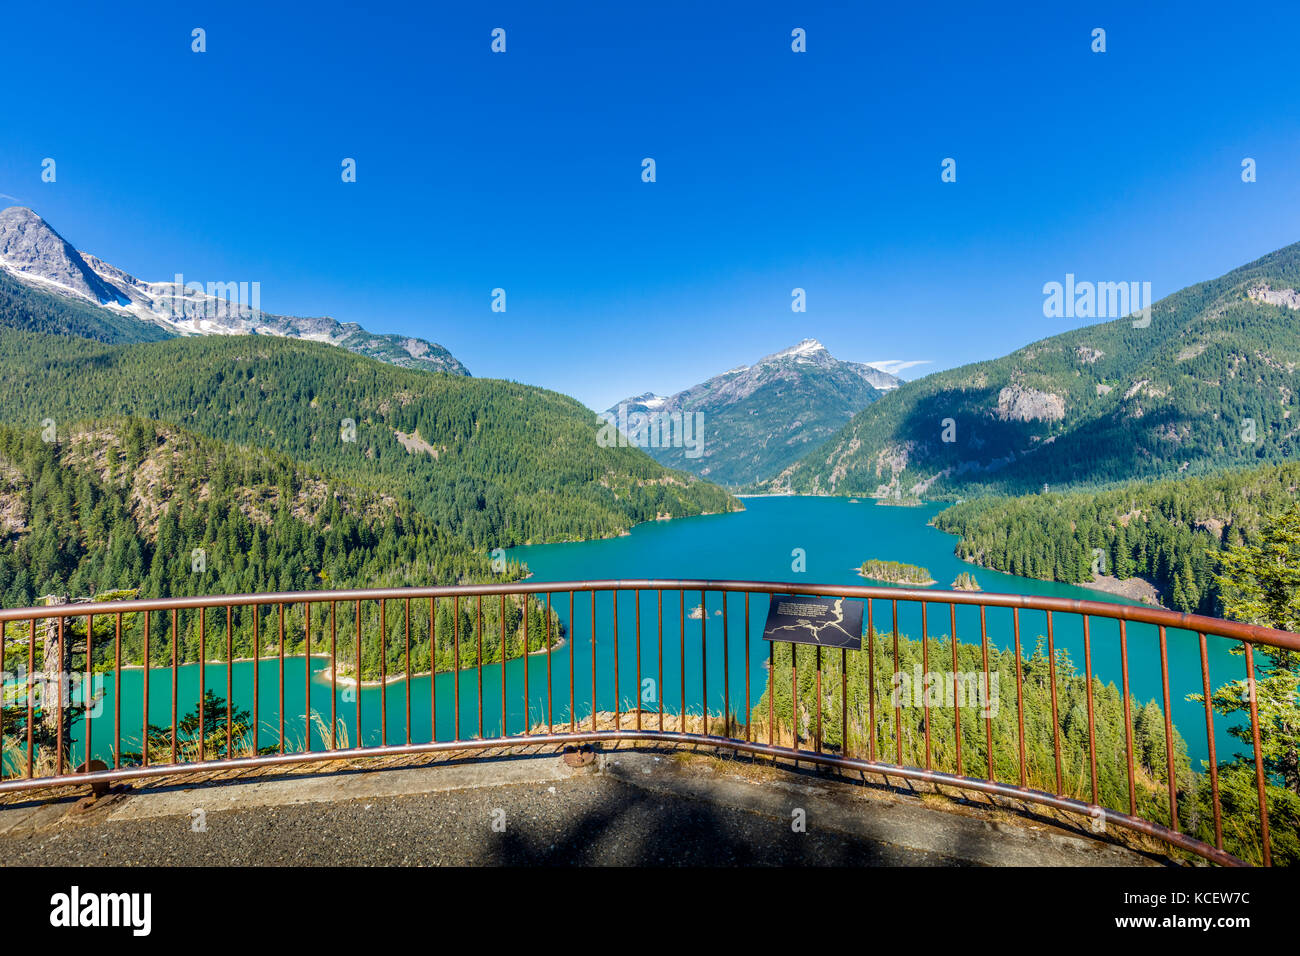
[931,461,1300,614]
[0,420,501,609]
[764,241,1300,498]
[0,327,739,555]
[0,268,172,344]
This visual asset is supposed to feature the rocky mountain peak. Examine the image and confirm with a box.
[0,206,127,306]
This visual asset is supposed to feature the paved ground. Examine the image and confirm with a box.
[0,749,1161,866]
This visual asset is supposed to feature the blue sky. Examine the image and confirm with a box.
[3,1,1300,410]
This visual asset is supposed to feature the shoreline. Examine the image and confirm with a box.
[1078,574,1165,607]
[108,637,570,688]
[319,634,569,688]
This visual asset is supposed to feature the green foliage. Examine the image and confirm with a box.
[858,559,933,585]
[0,328,737,550]
[932,461,1300,614]
[1185,504,1300,864]
[756,632,1194,830]
[122,690,254,764]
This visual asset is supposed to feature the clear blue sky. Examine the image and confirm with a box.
[3,1,1299,410]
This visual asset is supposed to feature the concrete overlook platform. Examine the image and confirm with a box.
[0,743,1165,867]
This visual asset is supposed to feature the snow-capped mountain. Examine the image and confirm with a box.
[605,339,902,486]
[0,206,469,375]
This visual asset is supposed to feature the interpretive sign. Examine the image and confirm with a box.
[761,594,863,649]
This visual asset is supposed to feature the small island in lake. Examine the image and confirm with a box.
[951,572,982,591]
[858,559,936,586]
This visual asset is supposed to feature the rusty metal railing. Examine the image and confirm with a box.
[1,580,1296,866]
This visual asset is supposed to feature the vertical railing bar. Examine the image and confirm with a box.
[612,590,620,732]
[225,606,233,759]
[568,591,575,734]
[814,645,822,754]
[722,590,733,738]
[1158,625,1178,832]
[27,618,36,778]
[921,602,931,771]
[701,590,708,735]
[305,603,312,754]
[499,593,506,739]
[745,592,752,744]
[197,607,204,763]
[85,613,93,771]
[380,598,388,746]
[767,637,774,748]
[1047,610,1062,797]
[523,592,531,736]
[277,603,285,755]
[253,606,259,760]
[590,591,596,734]
[791,637,798,760]
[657,589,664,733]
[331,601,338,751]
[453,595,461,742]
[1244,643,1272,866]
[546,592,555,734]
[635,590,642,732]
[892,600,901,766]
[57,617,65,775]
[354,600,361,748]
[679,590,686,735]
[405,597,412,746]
[950,603,960,778]
[1119,619,1137,816]
[840,645,848,758]
[115,612,123,770]
[436,598,441,749]
[1198,632,1222,850]
[170,608,178,765]
[476,595,483,740]
[1083,615,1099,805]
[1013,607,1026,788]
[867,599,875,763]
[979,605,991,782]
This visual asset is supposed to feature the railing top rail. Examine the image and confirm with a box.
[3,578,1297,651]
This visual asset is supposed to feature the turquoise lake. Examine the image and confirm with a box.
[63,496,1247,772]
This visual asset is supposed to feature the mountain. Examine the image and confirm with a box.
[763,243,1300,498]
[0,326,739,553]
[0,206,468,375]
[605,339,901,487]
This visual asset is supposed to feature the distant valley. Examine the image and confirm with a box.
[606,338,901,487]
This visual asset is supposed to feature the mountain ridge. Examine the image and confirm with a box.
[0,206,468,376]
[761,242,1300,499]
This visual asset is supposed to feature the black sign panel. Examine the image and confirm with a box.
[761,594,863,649]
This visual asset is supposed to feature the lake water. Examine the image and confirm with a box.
[61,496,1246,773]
